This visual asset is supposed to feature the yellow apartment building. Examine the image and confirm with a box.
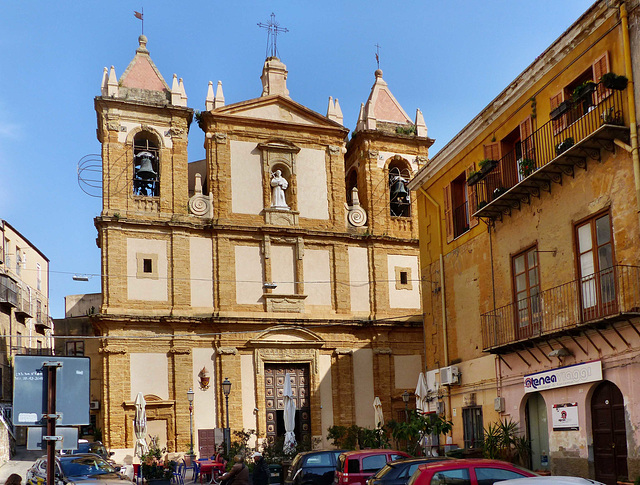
[91,35,432,460]
[409,1,640,483]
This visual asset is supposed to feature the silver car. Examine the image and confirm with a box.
[26,453,132,485]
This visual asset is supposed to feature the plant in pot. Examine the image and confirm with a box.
[467,170,482,186]
[555,137,574,155]
[478,158,498,175]
[571,81,596,104]
[550,100,572,120]
[519,158,536,178]
[600,72,628,90]
[141,436,175,485]
[492,187,507,199]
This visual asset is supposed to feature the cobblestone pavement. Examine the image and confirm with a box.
[0,446,44,483]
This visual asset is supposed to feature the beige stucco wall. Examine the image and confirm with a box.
[127,238,168,301]
[239,105,316,124]
[192,348,216,453]
[387,254,420,309]
[190,236,213,308]
[147,419,168,451]
[130,353,169,400]
[235,245,263,304]
[241,353,257,433]
[297,148,329,220]
[271,244,296,294]
[319,353,334,448]
[303,249,331,307]
[394,355,423,390]
[230,140,262,214]
[349,246,370,312]
[353,348,375,427]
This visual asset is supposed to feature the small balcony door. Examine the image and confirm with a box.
[512,246,541,340]
[576,212,617,321]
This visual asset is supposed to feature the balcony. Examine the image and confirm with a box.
[15,283,33,318]
[0,274,18,308]
[481,265,640,352]
[473,88,629,221]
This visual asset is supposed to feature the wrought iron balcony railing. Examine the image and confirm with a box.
[473,88,629,220]
[481,264,640,352]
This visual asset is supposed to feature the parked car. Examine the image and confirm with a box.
[367,457,450,485]
[407,459,537,485]
[499,478,605,485]
[335,450,411,485]
[26,453,132,485]
[63,440,115,462]
[286,450,348,485]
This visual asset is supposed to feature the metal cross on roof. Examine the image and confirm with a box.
[257,13,289,59]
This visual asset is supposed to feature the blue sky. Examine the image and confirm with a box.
[0,0,593,318]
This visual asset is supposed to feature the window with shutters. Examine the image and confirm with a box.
[550,52,611,132]
[444,170,476,242]
[512,245,541,340]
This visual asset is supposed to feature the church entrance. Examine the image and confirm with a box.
[264,364,311,446]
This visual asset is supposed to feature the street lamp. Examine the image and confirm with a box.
[402,391,410,422]
[187,388,194,456]
[222,377,232,456]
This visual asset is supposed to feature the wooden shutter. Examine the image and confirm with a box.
[465,164,478,228]
[593,51,611,103]
[484,143,500,161]
[444,184,454,243]
[484,142,503,193]
[550,91,566,134]
[519,116,534,160]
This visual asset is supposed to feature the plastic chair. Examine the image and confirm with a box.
[192,461,200,483]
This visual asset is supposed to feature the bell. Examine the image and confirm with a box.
[391,177,409,200]
[136,152,157,180]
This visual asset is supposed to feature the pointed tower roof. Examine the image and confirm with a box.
[109,35,177,105]
[354,69,412,133]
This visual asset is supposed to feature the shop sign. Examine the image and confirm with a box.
[552,402,579,430]
[523,360,602,393]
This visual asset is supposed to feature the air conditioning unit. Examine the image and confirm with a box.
[439,365,460,386]
[494,397,505,413]
[90,401,100,410]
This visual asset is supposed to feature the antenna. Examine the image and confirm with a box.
[257,13,289,58]
[375,43,381,70]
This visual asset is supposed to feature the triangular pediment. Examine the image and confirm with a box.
[213,95,345,130]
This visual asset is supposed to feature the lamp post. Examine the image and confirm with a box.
[187,388,194,456]
[402,391,410,422]
[222,377,232,456]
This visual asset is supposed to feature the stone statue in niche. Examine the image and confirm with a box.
[270,170,290,209]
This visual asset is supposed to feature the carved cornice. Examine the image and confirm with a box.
[214,133,227,144]
[334,348,353,355]
[169,347,192,355]
[99,345,127,355]
[254,347,318,374]
[217,347,238,355]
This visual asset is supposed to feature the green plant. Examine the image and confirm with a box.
[385,411,453,456]
[327,424,360,450]
[555,137,574,155]
[478,159,495,169]
[600,72,628,90]
[227,428,255,466]
[93,427,103,442]
[396,124,417,135]
[141,436,175,481]
[571,80,596,103]
[480,419,530,467]
[519,158,535,177]
[634,475,640,485]
[194,110,204,130]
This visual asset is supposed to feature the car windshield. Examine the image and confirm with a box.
[76,443,108,458]
[61,456,116,477]
[373,464,396,479]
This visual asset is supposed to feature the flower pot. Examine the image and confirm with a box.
[550,100,572,120]
[467,172,482,186]
[479,160,498,175]
[602,74,628,90]
[555,137,575,156]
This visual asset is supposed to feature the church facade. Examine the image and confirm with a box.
[93,35,432,456]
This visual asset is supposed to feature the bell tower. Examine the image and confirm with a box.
[344,69,433,238]
[95,35,193,220]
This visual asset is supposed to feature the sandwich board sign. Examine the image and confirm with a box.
[13,355,90,426]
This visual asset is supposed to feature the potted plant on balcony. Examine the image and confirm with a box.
[550,100,572,120]
[519,158,536,178]
[571,81,597,105]
[467,170,482,186]
[492,187,507,200]
[479,158,498,174]
[601,72,628,90]
[555,137,574,155]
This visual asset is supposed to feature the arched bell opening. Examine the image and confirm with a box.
[388,159,411,217]
[133,132,160,197]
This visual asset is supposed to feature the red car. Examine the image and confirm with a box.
[335,450,411,485]
[407,459,537,485]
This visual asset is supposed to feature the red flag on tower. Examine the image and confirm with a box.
[134,11,143,20]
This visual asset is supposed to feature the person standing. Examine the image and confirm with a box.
[251,452,269,485]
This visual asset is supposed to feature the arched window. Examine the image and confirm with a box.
[389,161,411,217]
[346,169,358,205]
[133,132,159,197]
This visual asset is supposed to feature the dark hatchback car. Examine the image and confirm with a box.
[367,458,449,485]
[286,450,348,485]
[26,453,132,485]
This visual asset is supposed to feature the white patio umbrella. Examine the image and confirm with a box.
[283,372,297,454]
[373,397,384,428]
[415,372,428,414]
[134,392,149,458]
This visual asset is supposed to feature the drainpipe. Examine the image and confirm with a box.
[418,187,453,427]
[620,3,640,227]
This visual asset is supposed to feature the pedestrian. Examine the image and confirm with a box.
[220,455,249,485]
[251,452,269,485]
[5,474,22,485]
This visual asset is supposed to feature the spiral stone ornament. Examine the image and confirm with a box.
[348,206,367,227]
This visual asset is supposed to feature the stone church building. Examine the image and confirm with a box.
[93,34,432,456]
